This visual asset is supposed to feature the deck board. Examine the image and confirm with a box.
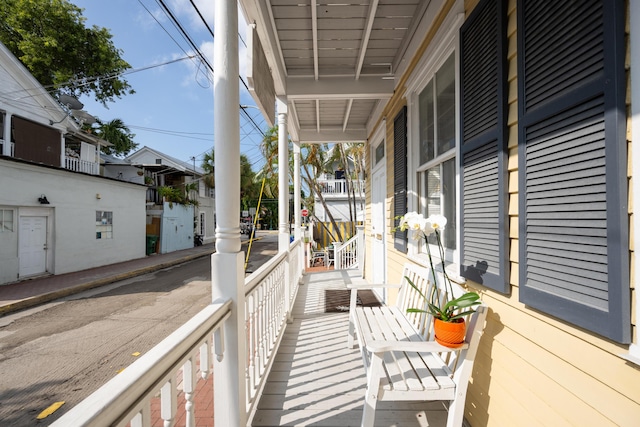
[250,270,450,426]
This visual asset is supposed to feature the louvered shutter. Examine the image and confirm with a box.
[460,0,509,293]
[393,107,408,253]
[518,0,629,343]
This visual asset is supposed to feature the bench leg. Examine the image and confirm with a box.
[347,289,358,348]
[361,353,383,427]
[445,391,465,427]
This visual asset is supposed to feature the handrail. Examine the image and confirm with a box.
[334,234,359,270]
[51,299,232,427]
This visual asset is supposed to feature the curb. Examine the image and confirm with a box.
[0,252,210,316]
[0,236,264,316]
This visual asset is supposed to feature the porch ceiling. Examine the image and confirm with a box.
[239,0,429,143]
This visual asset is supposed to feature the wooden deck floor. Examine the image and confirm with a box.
[250,269,450,427]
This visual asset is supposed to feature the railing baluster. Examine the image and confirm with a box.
[200,339,210,380]
[160,379,177,427]
[183,358,196,427]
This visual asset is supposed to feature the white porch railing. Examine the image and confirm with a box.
[50,299,232,427]
[65,157,99,175]
[52,238,304,427]
[334,234,360,270]
[331,226,364,272]
[318,179,365,196]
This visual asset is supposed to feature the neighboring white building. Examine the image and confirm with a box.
[313,172,365,223]
[0,42,146,285]
[126,146,216,247]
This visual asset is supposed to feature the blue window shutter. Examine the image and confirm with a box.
[460,0,509,293]
[517,0,629,343]
[393,107,408,253]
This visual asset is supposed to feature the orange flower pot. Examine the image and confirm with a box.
[434,318,466,348]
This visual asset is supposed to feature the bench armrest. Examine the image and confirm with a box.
[366,339,468,354]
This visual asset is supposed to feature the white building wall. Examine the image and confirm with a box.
[0,159,146,284]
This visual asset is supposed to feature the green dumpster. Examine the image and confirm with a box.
[146,235,158,255]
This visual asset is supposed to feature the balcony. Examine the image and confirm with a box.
[317,179,365,198]
[65,156,99,175]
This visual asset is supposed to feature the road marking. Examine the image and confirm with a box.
[36,401,65,419]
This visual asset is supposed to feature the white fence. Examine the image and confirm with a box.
[52,239,304,426]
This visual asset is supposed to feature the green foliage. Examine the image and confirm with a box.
[158,183,199,208]
[94,118,137,157]
[0,0,134,105]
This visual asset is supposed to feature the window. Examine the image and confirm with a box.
[96,211,113,239]
[374,139,384,166]
[199,212,205,235]
[0,209,14,232]
[416,53,457,254]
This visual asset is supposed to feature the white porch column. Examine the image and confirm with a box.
[293,141,302,241]
[211,1,246,426]
[277,97,290,252]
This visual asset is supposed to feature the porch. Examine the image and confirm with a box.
[250,269,449,427]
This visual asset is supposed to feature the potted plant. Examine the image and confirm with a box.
[395,212,481,348]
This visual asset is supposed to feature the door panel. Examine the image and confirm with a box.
[19,216,48,277]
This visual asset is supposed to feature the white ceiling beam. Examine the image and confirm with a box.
[285,76,395,99]
[343,99,353,132]
[315,100,320,133]
[298,128,367,143]
[355,0,379,80]
[288,99,301,142]
[311,0,319,80]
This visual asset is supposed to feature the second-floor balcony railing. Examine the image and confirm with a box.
[65,157,99,175]
[318,179,365,197]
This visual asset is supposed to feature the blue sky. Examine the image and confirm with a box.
[70,0,268,170]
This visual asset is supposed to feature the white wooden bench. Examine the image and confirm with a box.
[347,263,488,427]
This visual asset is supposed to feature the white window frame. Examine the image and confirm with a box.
[96,211,113,239]
[405,11,463,268]
[0,208,14,232]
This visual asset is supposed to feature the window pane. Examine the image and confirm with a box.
[436,55,456,155]
[442,158,456,250]
[419,81,434,164]
[425,166,441,217]
[420,159,456,251]
[374,141,385,165]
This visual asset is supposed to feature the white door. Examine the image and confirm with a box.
[371,165,386,288]
[19,216,48,277]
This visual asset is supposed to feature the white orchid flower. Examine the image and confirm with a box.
[398,211,422,232]
[428,214,447,231]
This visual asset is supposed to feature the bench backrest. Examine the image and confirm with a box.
[395,263,488,374]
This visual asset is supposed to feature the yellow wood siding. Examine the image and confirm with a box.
[369,0,640,424]
[463,0,640,425]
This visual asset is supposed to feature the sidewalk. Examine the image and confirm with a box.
[0,242,220,316]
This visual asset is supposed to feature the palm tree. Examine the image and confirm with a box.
[201,149,259,211]
[94,118,138,157]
